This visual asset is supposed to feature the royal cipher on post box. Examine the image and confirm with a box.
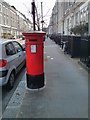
[23,31,46,89]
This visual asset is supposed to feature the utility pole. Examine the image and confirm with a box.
[57,1,58,33]
[35,6,40,31]
[88,2,90,36]
[41,2,44,31]
[63,1,65,35]
[32,0,36,31]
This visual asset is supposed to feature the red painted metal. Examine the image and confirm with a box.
[23,31,46,75]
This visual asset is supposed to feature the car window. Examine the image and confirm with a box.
[5,42,16,56]
[13,41,23,53]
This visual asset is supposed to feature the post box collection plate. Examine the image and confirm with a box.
[30,45,36,53]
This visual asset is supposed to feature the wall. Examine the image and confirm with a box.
[0,0,32,38]
[48,0,89,36]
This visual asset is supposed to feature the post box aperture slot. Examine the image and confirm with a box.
[29,39,37,42]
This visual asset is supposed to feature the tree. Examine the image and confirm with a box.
[70,22,88,35]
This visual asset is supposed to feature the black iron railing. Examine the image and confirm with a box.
[80,36,90,68]
[49,34,90,68]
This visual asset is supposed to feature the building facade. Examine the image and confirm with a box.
[0,0,32,38]
[48,0,89,35]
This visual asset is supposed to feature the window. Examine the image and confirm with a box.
[3,16,5,25]
[0,4,2,12]
[3,6,5,14]
[13,42,23,53]
[75,12,79,25]
[6,8,8,15]
[71,15,74,27]
[0,14,2,24]
[67,18,70,34]
[5,43,16,56]
[6,16,8,25]
[74,0,77,3]
[5,16,7,25]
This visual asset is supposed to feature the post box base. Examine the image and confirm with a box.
[26,73,45,89]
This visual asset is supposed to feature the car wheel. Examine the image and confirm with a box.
[7,71,15,90]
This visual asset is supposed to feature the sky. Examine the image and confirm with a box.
[4,0,56,27]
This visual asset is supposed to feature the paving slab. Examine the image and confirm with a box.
[16,38,88,118]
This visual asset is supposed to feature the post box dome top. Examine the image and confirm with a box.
[22,31,46,36]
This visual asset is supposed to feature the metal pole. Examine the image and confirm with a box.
[88,1,90,35]
[62,2,65,35]
[41,2,43,31]
[32,0,36,31]
[35,6,40,31]
[57,1,58,33]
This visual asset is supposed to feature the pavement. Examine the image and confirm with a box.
[2,37,88,119]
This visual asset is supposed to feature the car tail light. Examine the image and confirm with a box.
[0,59,7,67]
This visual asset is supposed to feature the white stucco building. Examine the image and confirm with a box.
[48,0,90,35]
[0,0,32,38]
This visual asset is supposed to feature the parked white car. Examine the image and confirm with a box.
[0,38,26,90]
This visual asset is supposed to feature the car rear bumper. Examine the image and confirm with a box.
[0,70,8,86]
[0,70,8,77]
[0,76,7,86]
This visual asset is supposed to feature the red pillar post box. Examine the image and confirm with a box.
[23,31,46,89]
